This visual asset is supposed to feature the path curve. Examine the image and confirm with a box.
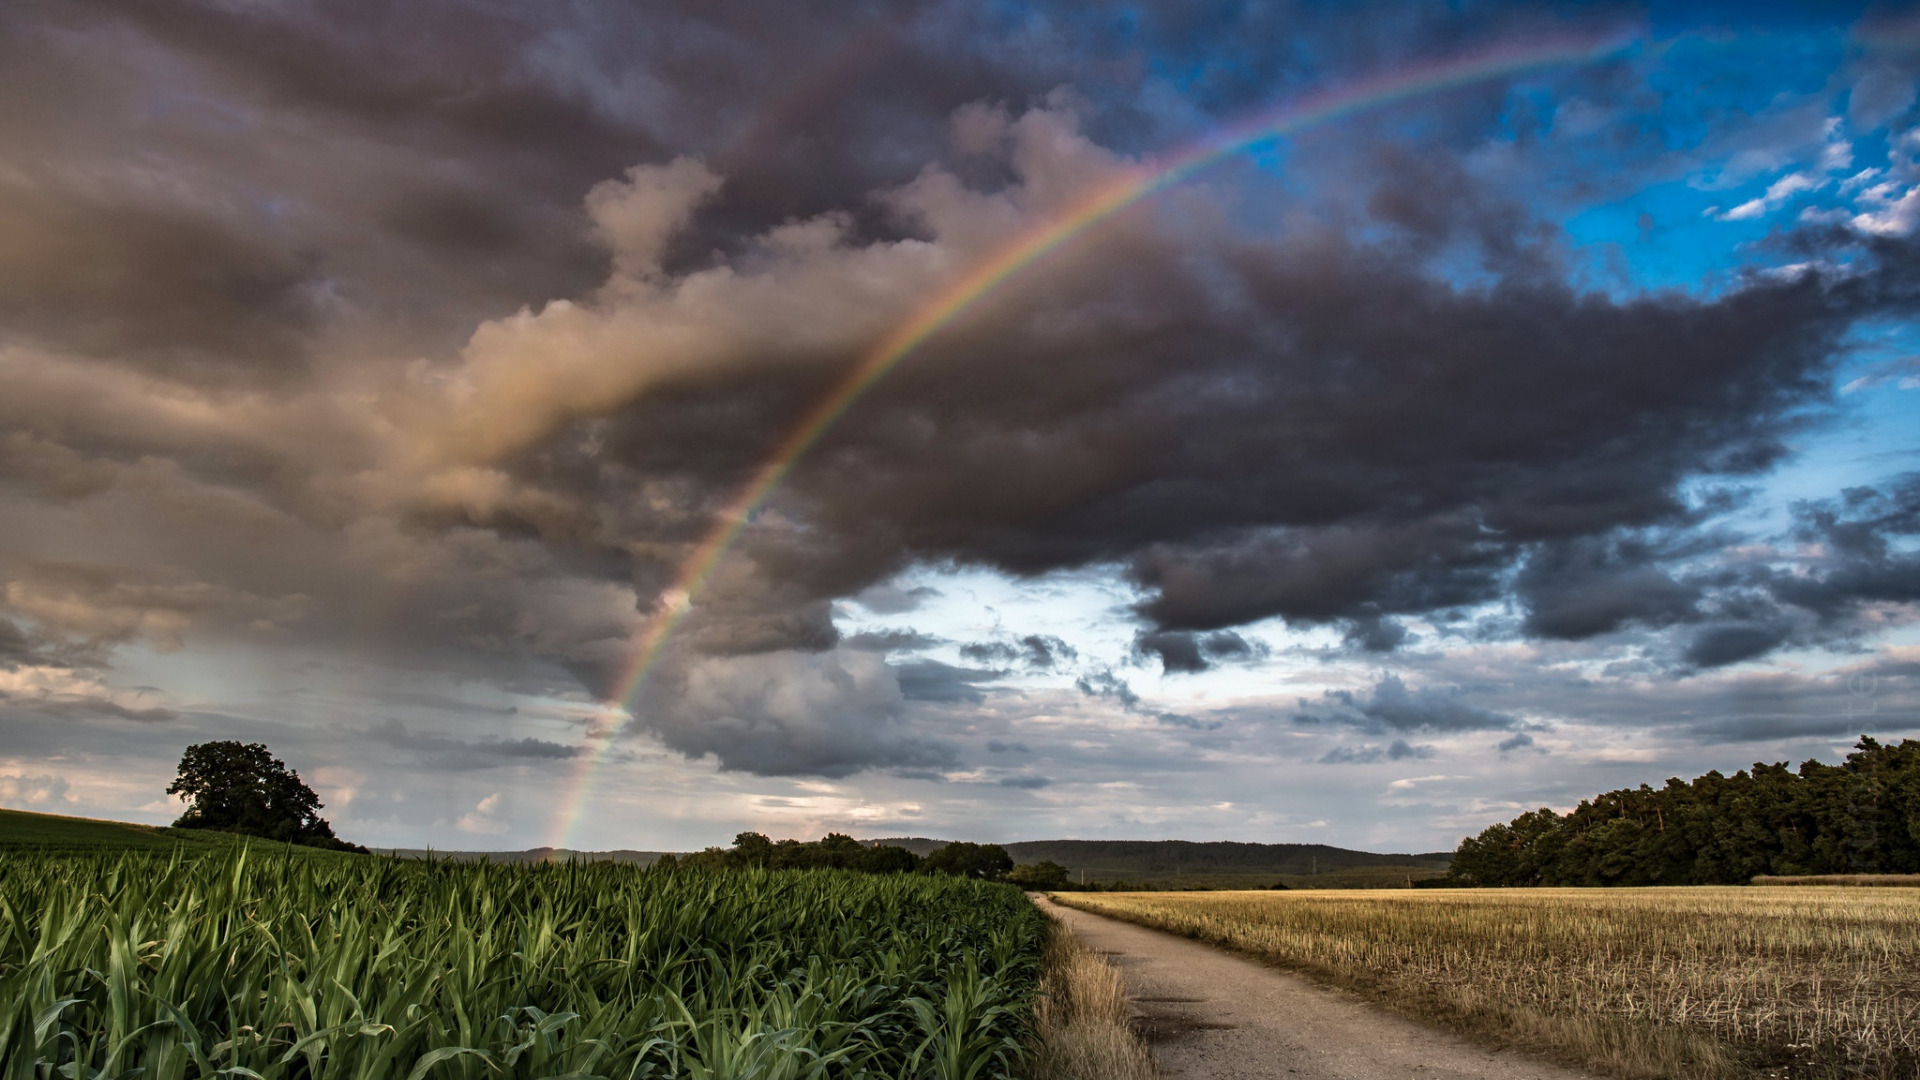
[1034,895,1602,1080]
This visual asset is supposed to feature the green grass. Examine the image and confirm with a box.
[0,806,359,859]
[0,846,1046,1079]
[0,806,236,853]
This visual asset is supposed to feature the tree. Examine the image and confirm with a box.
[732,831,775,867]
[923,841,1013,881]
[166,741,361,851]
[1007,860,1070,889]
[856,843,920,874]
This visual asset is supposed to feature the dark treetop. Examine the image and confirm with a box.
[1447,737,1920,887]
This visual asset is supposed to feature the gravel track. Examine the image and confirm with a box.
[1034,895,1602,1080]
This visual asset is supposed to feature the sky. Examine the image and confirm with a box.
[2,0,1919,855]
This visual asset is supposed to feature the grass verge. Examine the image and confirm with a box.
[1023,905,1157,1080]
[1052,887,1920,1080]
[1752,874,1920,887]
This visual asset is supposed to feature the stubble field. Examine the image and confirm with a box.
[1051,886,1920,1079]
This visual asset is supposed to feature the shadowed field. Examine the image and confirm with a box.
[1053,886,1920,1079]
[0,806,233,852]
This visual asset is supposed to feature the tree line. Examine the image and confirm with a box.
[1447,737,1920,886]
[166,741,1077,881]
[660,831,1073,886]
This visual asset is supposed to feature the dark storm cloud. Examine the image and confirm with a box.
[850,583,941,615]
[0,614,69,664]
[1075,669,1141,711]
[1771,473,1920,618]
[1155,710,1224,731]
[627,650,959,777]
[1296,675,1520,734]
[1683,621,1799,669]
[0,619,34,660]
[1496,732,1535,753]
[1021,635,1076,668]
[842,628,943,653]
[5,0,1916,786]
[0,186,328,379]
[598,220,1909,685]
[360,690,521,717]
[1133,628,1266,673]
[1394,647,1920,749]
[893,659,1004,704]
[1680,713,1901,744]
[1320,738,1435,764]
[1343,613,1410,653]
[366,719,580,769]
[680,601,840,657]
[1654,473,1920,668]
[997,774,1051,789]
[1,0,1153,386]
[959,641,1020,666]
[2,696,178,724]
[960,634,1076,669]
[36,0,1479,318]
[1517,535,1702,639]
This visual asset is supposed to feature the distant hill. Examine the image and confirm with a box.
[866,837,1452,878]
[0,808,673,863]
[2,806,1447,885]
[0,806,373,856]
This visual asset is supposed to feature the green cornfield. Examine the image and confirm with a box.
[0,847,1046,1080]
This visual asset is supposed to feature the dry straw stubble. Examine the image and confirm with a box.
[1053,886,1920,1080]
[1024,910,1156,1080]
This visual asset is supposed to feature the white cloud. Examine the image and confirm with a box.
[1841,167,1884,194]
[456,792,509,834]
[0,771,72,808]
[1712,172,1825,221]
[1852,185,1920,235]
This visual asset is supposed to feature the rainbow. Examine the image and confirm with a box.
[545,29,1634,850]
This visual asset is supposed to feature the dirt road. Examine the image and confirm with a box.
[1034,895,1601,1080]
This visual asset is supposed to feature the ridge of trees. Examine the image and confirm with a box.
[1448,737,1920,887]
[866,836,1448,873]
[660,832,1016,880]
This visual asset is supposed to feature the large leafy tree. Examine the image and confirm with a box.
[1007,860,1071,889]
[166,741,361,851]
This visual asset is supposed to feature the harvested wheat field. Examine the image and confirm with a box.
[1052,886,1920,1079]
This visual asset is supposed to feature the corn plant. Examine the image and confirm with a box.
[0,846,1045,1080]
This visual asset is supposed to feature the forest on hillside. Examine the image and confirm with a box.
[1449,737,1920,886]
[868,837,1449,875]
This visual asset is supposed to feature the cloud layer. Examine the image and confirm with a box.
[1,0,1917,848]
